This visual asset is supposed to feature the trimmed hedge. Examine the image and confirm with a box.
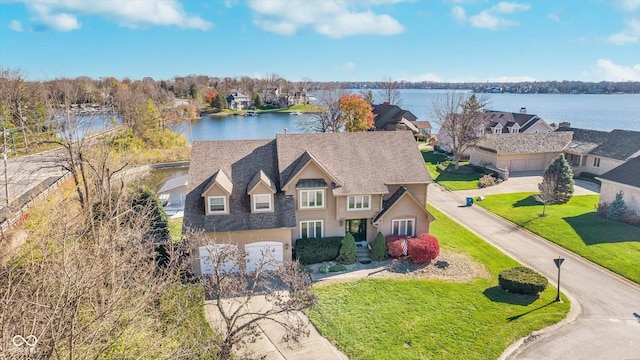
[295,237,343,265]
[499,266,548,295]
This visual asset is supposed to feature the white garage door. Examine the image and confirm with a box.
[199,244,238,274]
[527,158,545,171]
[245,242,284,271]
[511,159,527,172]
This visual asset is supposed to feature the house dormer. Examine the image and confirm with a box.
[508,122,520,134]
[247,170,276,213]
[202,169,233,215]
[492,123,503,134]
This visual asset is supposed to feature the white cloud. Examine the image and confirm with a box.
[248,0,406,38]
[451,2,530,30]
[592,59,640,81]
[608,18,640,45]
[618,0,640,12]
[9,20,24,32]
[14,0,213,31]
[548,13,560,22]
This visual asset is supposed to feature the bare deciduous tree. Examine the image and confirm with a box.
[535,172,559,216]
[377,76,402,106]
[188,232,317,360]
[297,86,345,133]
[432,92,490,169]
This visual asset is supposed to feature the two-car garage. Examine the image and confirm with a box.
[497,155,547,172]
[197,241,284,275]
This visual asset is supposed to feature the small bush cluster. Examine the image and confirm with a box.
[386,233,440,264]
[477,174,503,188]
[385,234,406,257]
[408,233,440,264]
[371,232,388,261]
[295,237,343,265]
[336,233,357,264]
[596,191,640,227]
[319,263,346,273]
[499,266,548,295]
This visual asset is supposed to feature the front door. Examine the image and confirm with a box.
[345,219,367,243]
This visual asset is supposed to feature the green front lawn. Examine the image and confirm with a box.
[421,149,481,191]
[476,193,640,284]
[307,206,570,360]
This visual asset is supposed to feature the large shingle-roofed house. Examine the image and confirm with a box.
[597,156,640,218]
[184,131,435,274]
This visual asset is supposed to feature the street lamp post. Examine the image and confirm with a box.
[553,256,565,302]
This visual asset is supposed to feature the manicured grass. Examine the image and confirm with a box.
[421,149,481,191]
[307,206,570,360]
[476,193,640,284]
[168,218,183,243]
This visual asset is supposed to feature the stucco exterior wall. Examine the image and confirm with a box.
[192,227,293,275]
[335,194,383,221]
[387,183,429,206]
[598,180,640,216]
[469,148,498,167]
[374,195,431,236]
[581,155,624,175]
[523,122,553,133]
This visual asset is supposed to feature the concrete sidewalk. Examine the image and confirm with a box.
[428,184,640,360]
[455,174,600,198]
[204,295,348,360]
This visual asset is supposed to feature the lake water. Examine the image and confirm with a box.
[185,90,640,141]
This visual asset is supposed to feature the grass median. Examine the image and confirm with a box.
[476,193,640,284]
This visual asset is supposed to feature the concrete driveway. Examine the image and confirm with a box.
[455,172,600,198]
[428,184,640,360]
[204,295,348,360]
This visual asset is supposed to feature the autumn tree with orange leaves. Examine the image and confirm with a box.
[338,94,374,132]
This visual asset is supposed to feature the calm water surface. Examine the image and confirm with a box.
[185,90,640,141]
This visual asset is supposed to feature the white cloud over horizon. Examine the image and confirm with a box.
[9,20,24,32]
[591,59,640,81]
[608,18,640,44]
[247,0,406,38]
[451,1,531,30]
[10,0,213,32]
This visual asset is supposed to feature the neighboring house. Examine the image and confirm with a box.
[158,174,188,216]
[183,131,435,275]
[557,125,640,176]
[226,91,251,110]
[437,108,553,152]
[261,88,310,108]
[597,157,640,217]
[413,121,433,136]
[469,132,573,172]
[372,103,421,132]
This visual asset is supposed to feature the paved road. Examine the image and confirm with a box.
[0,149,66,211]
[428,184,640,360]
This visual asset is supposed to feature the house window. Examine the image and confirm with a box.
[348,195,371,210]
[493,127,501,134]
[392,219,415,237]
[510,128,519,134]
[300,220,323,239]
[208,196,226,213]
[253,194,272,212]
[300,189,324,209]
[593,157,601,167]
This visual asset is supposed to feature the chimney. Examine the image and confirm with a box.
[520,107,527,114]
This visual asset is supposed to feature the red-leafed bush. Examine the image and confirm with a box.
[387,239,405,257]
[385,234,402,245]
[407,233,440,264]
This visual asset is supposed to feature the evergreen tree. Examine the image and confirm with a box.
[606,191,627,221]
[371,232,388,261]
[337,232,357,264]
[542,154,574,203]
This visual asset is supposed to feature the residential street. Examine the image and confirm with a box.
[427,184,640,360]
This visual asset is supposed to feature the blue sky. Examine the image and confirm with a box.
[1,0,639,82]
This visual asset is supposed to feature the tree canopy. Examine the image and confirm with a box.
[541,154,574,204]
[338,94,374,132]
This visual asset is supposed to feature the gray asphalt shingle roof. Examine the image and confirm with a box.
[557,127,640,160]
[485,110,547,133]
[598,156,640,188]
[478,132,573,154]
[276,131,432,196]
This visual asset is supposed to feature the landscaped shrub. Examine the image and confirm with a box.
[596,202,608,217]
[328,264,346,272]
[621,210,640,227]
[295,237,343,265]
[606,191,627,221]
[407,233,440,264]
[371,232,388,261]
[478,174,502,188]
[385,234,406,257]
[336,233,357,264]
[499,266,548,295]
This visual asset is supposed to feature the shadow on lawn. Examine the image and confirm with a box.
[506,301,557,322]
[513,195,542,208]
[483,286,538,306]
[563,212,640,245]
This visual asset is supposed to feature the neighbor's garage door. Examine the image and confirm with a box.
[245,241,284,271]
[511,159,527,172]
[499,156,547,172]
[199,244,238,274]
[526,158,545,171]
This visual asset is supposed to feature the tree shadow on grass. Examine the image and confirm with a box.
[563,213,640,245]
[513,195,542,208]
[506,301,557,322]
[483,286,538,306]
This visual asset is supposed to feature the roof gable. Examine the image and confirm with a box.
[372,186,435,223]
[597,157,640,188]
[203,169,233,196]
[247,170,276,194]
[280,151,340,190]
